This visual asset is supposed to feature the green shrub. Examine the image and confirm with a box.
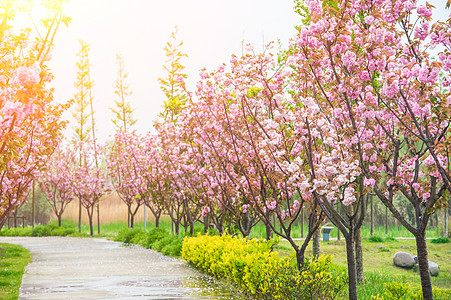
[50,227,66,236]
[431,237,450,244]
[385,236,397,242]
[152,235,183,256]
[368,235,384,242]
[182,234,346,299]
[114,228,141,244]
[31,225,52,237]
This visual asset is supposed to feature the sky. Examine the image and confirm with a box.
[17,0,450,144]
[37,0,300,143]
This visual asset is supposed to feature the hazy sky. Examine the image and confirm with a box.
[40,0,300,142]
[18,1,450,143]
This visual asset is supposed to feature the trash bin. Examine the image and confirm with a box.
[322,227,334,241]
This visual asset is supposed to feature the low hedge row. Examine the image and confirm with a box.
[182,234,347,300]
[114,227,183,257]
[0,223,85,237]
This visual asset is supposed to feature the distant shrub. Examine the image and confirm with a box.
[431,237,450,244]
[385,236,396,242]
[50,227,66,236]
[368,235,384,242]
[31,225,52,237]
[114,228,141,244]
[114,226,183,257]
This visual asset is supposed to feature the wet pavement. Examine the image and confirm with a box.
[0,236,244,300]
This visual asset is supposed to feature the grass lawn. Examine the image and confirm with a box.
[0,243,31,300]
[275,238,451,299]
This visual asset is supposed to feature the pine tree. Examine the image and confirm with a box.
[158,26,188,122]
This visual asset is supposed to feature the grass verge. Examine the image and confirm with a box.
[276,238,451,299]
[0,243,31,300]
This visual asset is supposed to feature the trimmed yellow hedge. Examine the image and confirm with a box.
[182,234,346,299]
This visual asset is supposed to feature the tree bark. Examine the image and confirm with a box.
[155,215,160,228]
[415,233,434,300]
[355,228,364,283]
[345,235,358,300]
[265,219,272,240]
[444,208,449,238]
[78,198,82,233]
[370,195,374,236]
[385,206,389,234]
[312,227,320,258]
[301,209,304,238]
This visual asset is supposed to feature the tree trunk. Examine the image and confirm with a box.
[174,220,180,235]
[189,221,194,236]
[128,210,131,228]
[312,227,320,258]
[86,207,94,236]
[58,215,62,227]
[265,219,272,240]
[355,228,364,283]
[415,233,434,300]
[155,214,160,228]
[345,235,358,300]
[385,206,389,234]
[204,215,209,234]
[97,204,100,235]
[301,209,304,238]
[370,196,374,236]
[130,213,134,228]
[78,198,82,233]
[444,208,449,238]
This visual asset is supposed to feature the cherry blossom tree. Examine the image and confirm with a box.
[71,139,109,236]
[0,0,70,228]
[106,131,144,228]
[39,143,76,226]
[286,1,451,298]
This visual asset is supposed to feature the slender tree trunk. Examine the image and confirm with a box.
[155,214,160,228]
[97,204,100,235]
[174,220,180,235]
[189,221,194,236]
[415,233,434,300]
[128,210,131,228]
[265,219,272,240]
[436,214,439,237]
[301,209,304,238]
[78,198,82,233]
[385,206,389,234]
[370,196,374,236]
[86,207,94,236]
[345,235,358,300]
[312,227,320,258]
[204,215,209,234]
[32,182,35,228]
[444,208,449,238]
[58,215,62,227]
[355,228,364,283]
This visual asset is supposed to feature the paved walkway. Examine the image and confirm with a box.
[0,236,243,300]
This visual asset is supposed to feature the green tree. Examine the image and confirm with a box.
[158,26,188,122]
[111,53,136,132]
[72,39,93,233]
[72,40,93,143]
